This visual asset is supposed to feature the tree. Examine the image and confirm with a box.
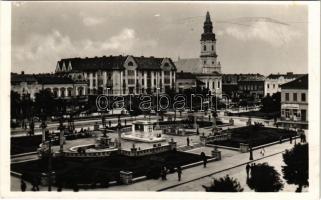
[282,143,308,192]
[202,175,243,192]
[11,91,21,119]
[34,89,56,118]
[261,92,281,114]
[247,163,284,192]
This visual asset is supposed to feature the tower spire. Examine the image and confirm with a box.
[201,11,215,41]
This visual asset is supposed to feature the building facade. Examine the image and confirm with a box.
[175,72,197,92]
[56,55,176,96]
[238,74,265,100]
[11,72,87,100]
[279,74,308,129]
[264,72,304,96]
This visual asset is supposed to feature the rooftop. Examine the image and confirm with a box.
[280,74,308,90]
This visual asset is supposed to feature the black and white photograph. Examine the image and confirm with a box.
[0,1,320,199]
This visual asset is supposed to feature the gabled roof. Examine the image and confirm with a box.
[174,58,202,73]
[133,56,163,70]
[280,74,308,90]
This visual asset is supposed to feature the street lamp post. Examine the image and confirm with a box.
[117,115,122,149]
[47,134,53,191]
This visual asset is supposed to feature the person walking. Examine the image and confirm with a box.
[187,137,190,146]
[290,135,293,144]
[177,166,182,181]
[201,152,207,168]
[20,179,26,192]
[245,163,250,178]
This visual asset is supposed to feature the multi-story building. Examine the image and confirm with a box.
[279,74,308,129]
[222,74,265,101]
[175,72,197,92]
[238,74,265,100]
[56,55,176,95]
[174,11,222,97]
[264,72,304,96]
[11,72,87,100]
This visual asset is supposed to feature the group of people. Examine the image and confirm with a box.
[160,166,183,181]
[20,176,41,192]
[245,163,257,178]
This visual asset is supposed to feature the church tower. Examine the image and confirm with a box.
[200,11,221,74]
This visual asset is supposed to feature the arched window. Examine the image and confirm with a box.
[128,61,134,66]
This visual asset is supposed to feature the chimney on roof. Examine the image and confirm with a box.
[286,72,293,76]
[21,71,24,75]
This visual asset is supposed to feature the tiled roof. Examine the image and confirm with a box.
[58,56,127,71]
[57,55,176,72]
[176,71,196,79]
[11,73,76,85]
[280,74,308,89]
[267,73,305,79]
[238,74,265,81]
[174,58,202,73]
[133,56,163,70]
[35,74,74,85]
[11,73,37,85]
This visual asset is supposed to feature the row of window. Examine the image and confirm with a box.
[267,83,280,89]
[239,85,263,91]
[203,45,214,51]
[203,60,215,65]
[206,81,221,89]
[285,92,306,102]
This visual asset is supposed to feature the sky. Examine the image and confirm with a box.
[11,2,308,75]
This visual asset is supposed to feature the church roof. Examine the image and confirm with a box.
[280,74,308,90]
[174,58,202,73]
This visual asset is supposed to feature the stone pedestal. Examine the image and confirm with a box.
[239,143,249,153]
[94,123,99,131]
[246,118,252,126]
[200,136,207,145]
[169,138,177,150]
[40,171,56,186]
[211,149,221,160]
[120,171,133,185]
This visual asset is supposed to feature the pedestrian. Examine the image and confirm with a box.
[177,166,182,181]
[163,166,168,180]
[279,136,283,144]
[260,148,265,156]
[245,163,250,178]
[187,137,190,146]
[200,152,207,168]
[290,135,293,144]
[20,179,26,192]
[302,133,306,143]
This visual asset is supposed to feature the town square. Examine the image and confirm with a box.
[4,1,316,196]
